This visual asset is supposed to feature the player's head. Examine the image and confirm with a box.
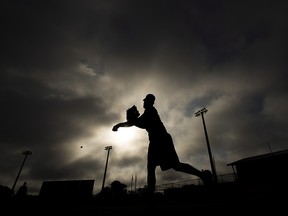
[143,94,155,103]
[143,94,155,107]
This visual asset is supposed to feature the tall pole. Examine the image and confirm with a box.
[11,150,32,193]
[101,146,112,191]
[131,175,133,192]
[134,174,137,192]
[195,108,218,183]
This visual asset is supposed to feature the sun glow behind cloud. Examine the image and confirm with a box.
[108,127,146,151]
[84,126,147,156]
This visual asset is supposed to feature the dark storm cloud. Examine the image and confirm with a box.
[1,75,112,146]
[2,0,285,76]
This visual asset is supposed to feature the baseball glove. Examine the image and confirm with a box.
[126,105,140,122]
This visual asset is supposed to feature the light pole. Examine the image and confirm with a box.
[195,108,218,183]
[11,150,32,193]
[101,146,112,191]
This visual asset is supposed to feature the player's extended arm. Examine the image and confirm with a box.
[112,122,134,131]
[113,105,140,131]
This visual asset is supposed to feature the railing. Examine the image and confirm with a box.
[155,173,236,193]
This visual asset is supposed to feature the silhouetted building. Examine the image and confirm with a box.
[39,179,94,199]
[227,149,288,185]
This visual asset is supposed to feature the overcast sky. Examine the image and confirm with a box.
[1,0,288,195]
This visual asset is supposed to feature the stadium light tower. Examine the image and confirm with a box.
[195,108,218,183]
[101,146,112,191]
[11,150,32,193]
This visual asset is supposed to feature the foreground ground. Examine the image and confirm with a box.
[2,182,286,215]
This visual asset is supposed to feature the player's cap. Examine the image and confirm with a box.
[143,94,155,103]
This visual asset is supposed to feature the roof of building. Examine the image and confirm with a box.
[227,148,288,166]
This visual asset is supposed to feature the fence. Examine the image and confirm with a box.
[155,173,235,193]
